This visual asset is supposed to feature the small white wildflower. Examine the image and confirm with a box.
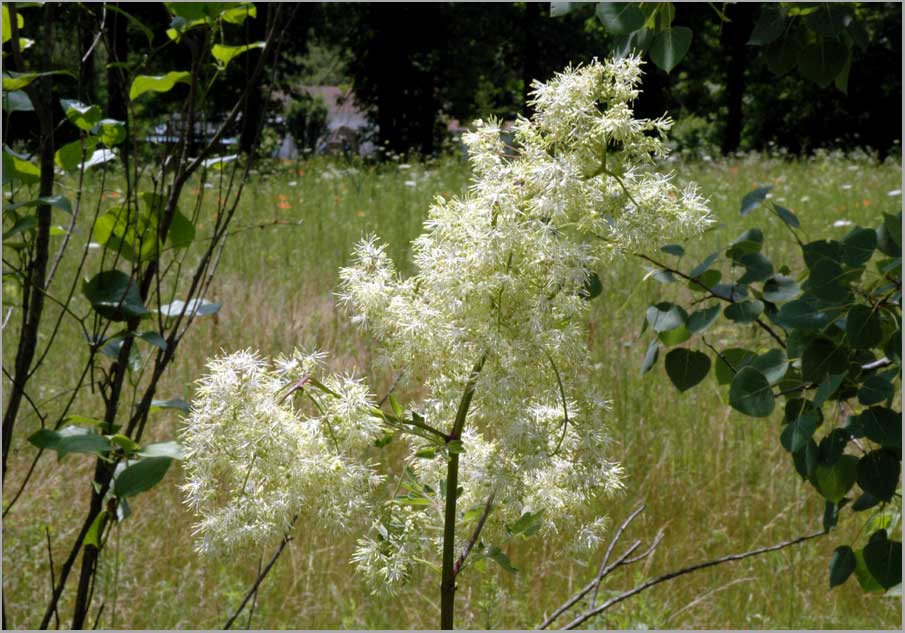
[888,189,902,197]
[833,219,854,228]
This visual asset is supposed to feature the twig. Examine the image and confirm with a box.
[44,527,60,629]
[559,530,825,629]
[539,505,654,630]
[246,556,263,629]
[453,490,496,576]
[223,516,297,630]
[635,252,787,349]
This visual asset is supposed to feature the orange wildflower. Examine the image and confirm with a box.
[863,199,872,207]
[277,201,291,210]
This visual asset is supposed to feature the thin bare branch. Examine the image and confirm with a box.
[453,489,496,576]
[223,516,298,630]
[559,530,825,629]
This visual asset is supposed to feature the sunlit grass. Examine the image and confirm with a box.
[2,150,902,629]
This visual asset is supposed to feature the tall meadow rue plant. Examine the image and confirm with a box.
[181,56,711,629]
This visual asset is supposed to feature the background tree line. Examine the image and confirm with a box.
[6,2,902,159]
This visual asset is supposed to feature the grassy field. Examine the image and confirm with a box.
[3,150,902,629]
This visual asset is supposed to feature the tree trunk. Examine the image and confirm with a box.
[106,3,128,121]
[720,3,756,154]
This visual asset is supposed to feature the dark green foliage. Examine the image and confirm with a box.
[285,92,329,152]
[640,188,902,594]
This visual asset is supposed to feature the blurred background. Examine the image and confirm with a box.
[5,2,902,162]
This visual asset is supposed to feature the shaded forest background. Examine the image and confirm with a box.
[6,2,903,159]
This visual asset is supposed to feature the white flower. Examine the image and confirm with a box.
[185,56,708,592]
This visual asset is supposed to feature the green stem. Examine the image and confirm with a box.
[440,355,486,630]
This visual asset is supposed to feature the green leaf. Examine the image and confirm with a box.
[168,209,195,248]
[775,295,832,330]
[660,244,684,257]
[748,5,785,45]
[157,298,221,318]
[596,3,645,34]
[689,251,719,278]
[737,253,773,284]
[884,329,901,363]
[486,545,518,573]
[814,454,858,502]
[645,302,687,332]
[829,546,857,588]
[150,398,191,413]
[139,331,168,352]
[819,428,850,467]
[727,228,764,260]
[59,98,101,132]
[846,305,883,349]
[781,411,819,453]
[129,71,191,101]
[109,434,140,454]
[580,271,603,300]
[221,3,257,24]
[714,348,756,385]
[648,27,692,73]
[854,548,885,592]
[664,348,711,393]
[686,304,720,333]
[848,407,901,447]
[813,372,845,407]
[388,394,404,418]
[729,367,775,417]
[82,270,148,322]
[54,137,98,171]
[772,203,800,228]
[98,119,127,146]
[762,275,801,303]
[4,194,72,215]
[114,457,173,498]
[801,338,848,384]
[657,324,691,346]
[823,499,840,532]
[688,269,721,292]
[805,3,851,36]
[882,213,902,249]
[792,437,819,480]
[2,145,40,185]
[211,42,265,68]
[765,31,802,75]
[863,533,902,590]
[137,440,186,460]
[798,40,849,88]
[803,240,845,270]
[750,348,788,385]
[85,510,109,549]
[640,340,659,375]
[856,450,900,501]
[2,70,72,91]
[1,5,24,44]
[28,425,111,459]
[858,376,895,406]
[723,299,764,324]
[740,186,772,215]
[3,215,37,241]
[842,227,878,267]
[507,509,545,537]
[2,90,33,112]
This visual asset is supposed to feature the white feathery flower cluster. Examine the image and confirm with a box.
[180,349,384,555]
[182,57,709,593]
[335,57,705,590]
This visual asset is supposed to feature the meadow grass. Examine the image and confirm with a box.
[2,150,902,629]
